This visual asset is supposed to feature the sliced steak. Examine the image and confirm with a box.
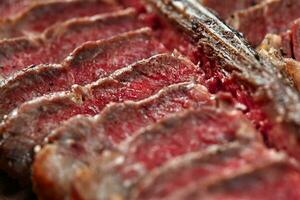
[70,108,260,200]
[0,27,165,119]
[32,82,215,200]
[177,158,300,199]
[147,0,300,162]
[0,8,140,79]
[200,0,263,19]
[130,142,282,200]
[0,53,203,182]
[227,0,300,46]
[0,0,120,38]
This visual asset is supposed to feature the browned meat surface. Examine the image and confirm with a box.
[0,27,166,119]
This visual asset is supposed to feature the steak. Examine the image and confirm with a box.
[0,0,36,19]
[0,8,140,79]
[0,0,121,39]
[32,81,215,200]
[130,142,283,200]
[0,27,165,119]
[70,108,260,200]
[227,0,300,46]
[147,0,300,163]
[200,0,263,19]
[179,159,300,199]
[0,53,203,181]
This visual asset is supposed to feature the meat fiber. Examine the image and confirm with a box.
[0,53,203,181]
[0,27,166,119]
[70,109,261,200]
[147,0,300,163]
[0,0,36,19]
[0,8,140,79]
[227,0,300,46]
[176,158,300,199]
[32,82,215,200]
[130,142,284,200]
[0,0,121,39]
[200,0,263,19]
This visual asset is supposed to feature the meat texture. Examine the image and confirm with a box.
[0,53,203,181]
[147,0,300,164]
[70,109,260,200]
[0,0,37,19]
[32,82,215,200]
[0,8,140,79]
[131,142,284,200]
[200,0,263,19]
[0,0,121,39]
[227,0,300,46]
[0,27,166,119]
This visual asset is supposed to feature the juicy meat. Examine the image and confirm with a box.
[71,108,260,200]
[291,19,300,61]
[32,82,215,200]
[0,27,166,119]
[0,0,121,39]
[180,160,300,200]
[0,8,140,79]
[227,0,300,46]
[0,53,203,181]
[0,0,35,19]
[131,142,282,200]
[200,0,263,19]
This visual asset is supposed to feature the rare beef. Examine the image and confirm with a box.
[131,142,284,200]
[146,0,300,162]
[227,0,300,46]
[177,158,300,199]
[0,53,203,181]
[200,0,263,19]
[32,82,215,200]
[0,0,35,19]
[0,0,120,39]
[0,8,140,79]
[0,27,165,119]
[69,108,261,200]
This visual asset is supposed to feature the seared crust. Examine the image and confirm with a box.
[0,8,139,79]
[146,0,300,160]
[0,0,120,39]
[0,27,165,119]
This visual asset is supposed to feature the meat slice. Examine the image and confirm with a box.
[70,108,260,200]
[0,53,203,182]
[0,27,166,119]
[200,0,263,19]
[227,0,300,46]
[0,8,140,79]
[0,0,121,39]
[175,158,300,199]
[0,0,36,19]
[130,142,283,200]
[147,0,300,163]
[32,82,215,200]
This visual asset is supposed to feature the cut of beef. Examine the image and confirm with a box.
[200,0,263,19]
[0,8,140,79]
[227,0,300,46]
[147,0,300,163]
[0,0,121,39]
[130,142,283,200]
[0,53,203,181]
[0,27,166,119]
[70,108,260,200]
[178,159,300,199]
[32,82,215,200]
[0,0,36,19]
